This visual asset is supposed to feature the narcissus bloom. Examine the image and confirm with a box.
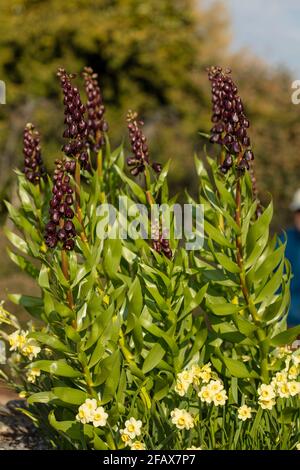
[92,406,108,428]
[130,441,146,450]
[277,383,290,398]
[76,398,98,424]
[26,367,41,384]
[237,405,252,421]
[175,380,189,397]
[259,399,276,410]
[213,389,228,407]
[9,330,28,351]
[124,417,142,440]
[198,385,213,404]
[208,380,224,395]
[288,381,300,397]
[288,364,299,380]
[258,384,275,401]
[120,430,132,447]
[22,339,41,360]
[171,408,194,430]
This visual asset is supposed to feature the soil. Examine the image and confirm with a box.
[0,400,48,450]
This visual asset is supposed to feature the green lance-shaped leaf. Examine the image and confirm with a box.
[113,165,146,203]
[52,387,87,405]
[8,294,43,319]
[29,332,72,353]
[30,360,82,378]
[142,343,165,374]
[270,324,300,346]
[27,391,57,405]
[48,411,82,440]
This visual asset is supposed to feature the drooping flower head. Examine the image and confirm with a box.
[44,159,76,251]
[23,123,46,184]
[126,110,161,176]
[57,68,89,170]
[207,66,254,174]
[83,66,108,152]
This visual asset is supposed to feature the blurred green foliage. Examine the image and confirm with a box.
[0,0,299,230]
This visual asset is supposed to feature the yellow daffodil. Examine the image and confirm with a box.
[213,389,228,407]
[186,446,202,450]
[22,339,41,360]
[92,406,108,427]
[237,405,252,421]
[130,441,146,450]
[124,417,142,439]
[120,430,132,447]
[288,381,300,397]
[258,398,276,410]
[76,398,98,424]
[258,384,275,401]
[171,408,194,430]
[177,370,194,385]
[9,330,28,351]
[26,367,41,384]
[198,385,213,404]
[208,379,224,395]
[175,380,189,397]
[288,365,299,380]
[277,383,290,398]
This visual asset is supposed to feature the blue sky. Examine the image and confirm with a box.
[211,0,300,78]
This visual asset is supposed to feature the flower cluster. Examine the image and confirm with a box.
[83,67,108,152]
[119,417,145,449]
[151,221,172,259]
[8,330,40,360]
[23,123,46,184]
[126,110,161,176]
[57,68,89,170]
[207,66,254,174]
[44,159,76,251]
[76,399,108,427]
[258,357,300,410]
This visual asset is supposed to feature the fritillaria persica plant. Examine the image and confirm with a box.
[0,66,299,450]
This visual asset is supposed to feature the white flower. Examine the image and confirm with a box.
[92,406,108,427]
[212,389,228,407]
[258,384,275,401]
[292,352,300,366]
[124,417,142,440]
[258,399,276,410]
[26,367,41,384]
[76,398,98,424]
[296,443,300,450]
[177,370,194,385]
[199,363,212,383]
[288,381,300,397]
[130,441,146,450]
[21,339,41,360]
[198,385,213,404]
[8,330,28,351]
[277,382,290,398]
[120,429,132,447]
[272,371,287,386]
[288,364,299,380]
[237,405,252,421]
[186,446,202,450]
[207,380,224,395]
[171,408,194,430]
[175,380,189,397]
